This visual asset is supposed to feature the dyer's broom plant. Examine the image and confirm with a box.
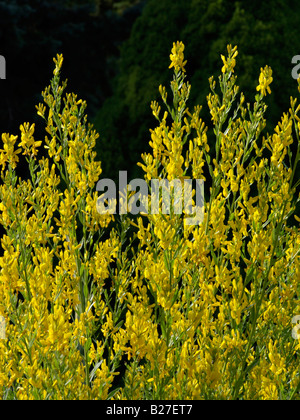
[0,42,299,400]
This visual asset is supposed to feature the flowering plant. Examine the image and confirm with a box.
[0,42,299,400]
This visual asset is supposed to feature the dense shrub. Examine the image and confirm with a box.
[0,42,299,400]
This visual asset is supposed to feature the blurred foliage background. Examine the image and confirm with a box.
[0,0,300,183]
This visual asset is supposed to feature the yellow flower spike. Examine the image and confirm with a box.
[53,53,64,76]
[36,103,46,119]
[169,41,187,73]
[256,65,273,96]
[159,84,168,103]
[0,132,21,169]
[221,54,227,73]
[221,45,238,74]
[18,123,42,157]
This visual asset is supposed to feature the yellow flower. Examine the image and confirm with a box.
[18,123,42,156]
[256,65,273,96]
[53,53,63,76]
[220,45,238,73]
[169,41,187,73]
[0,132,21,169]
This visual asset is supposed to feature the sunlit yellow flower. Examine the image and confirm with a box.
[169,41,187,73]
[18,123,42,156]
[256,65,273,96]
[0,132,21,169]
[220,45,238,73]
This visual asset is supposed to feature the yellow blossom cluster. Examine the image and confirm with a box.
[256,65,273,97]
[169,41,187,73]
[0,43,299,400]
